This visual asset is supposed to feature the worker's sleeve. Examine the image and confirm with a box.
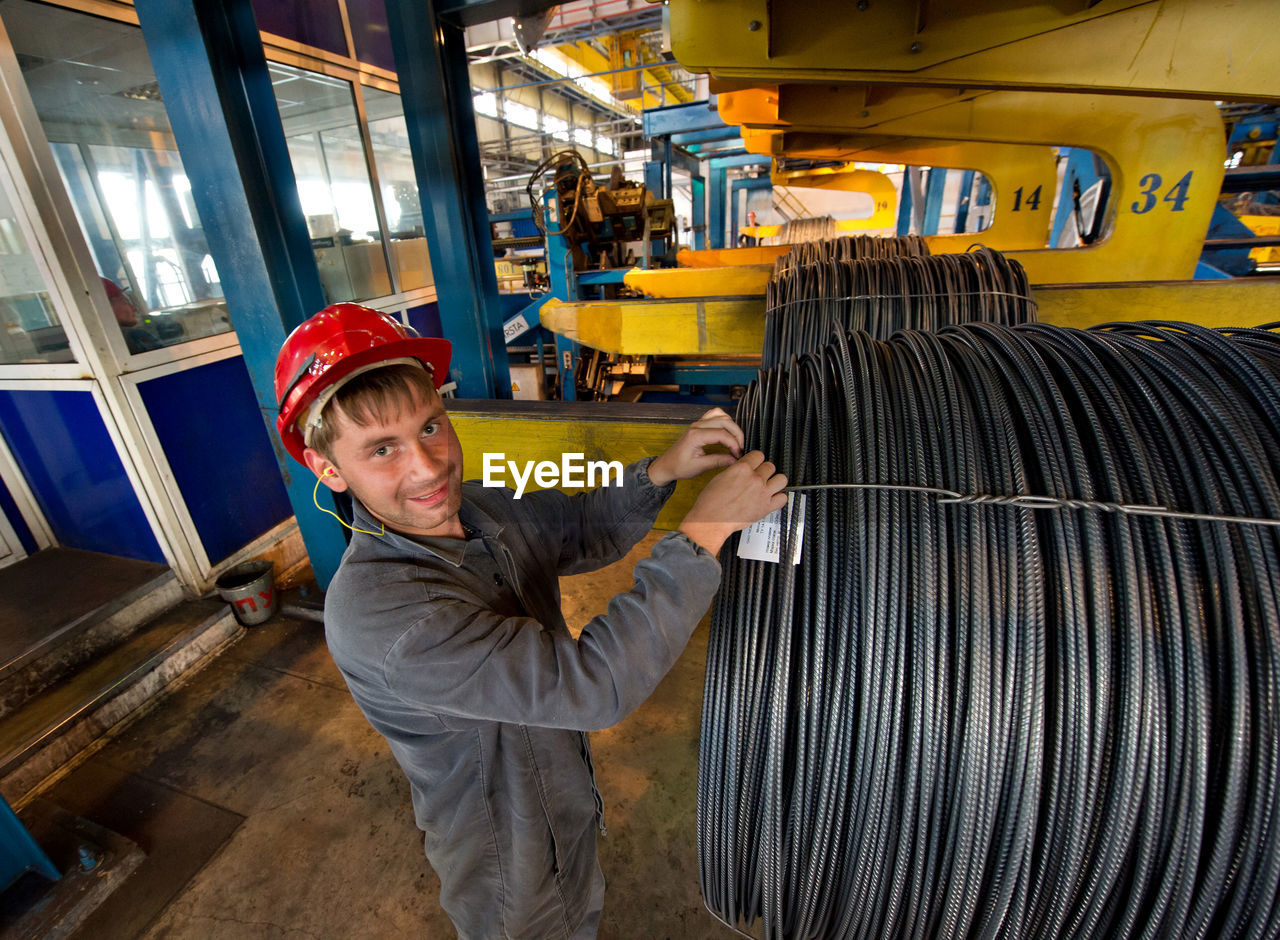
[521,456,676,576]
[382,531,721,731]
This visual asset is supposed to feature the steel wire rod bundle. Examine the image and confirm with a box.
[775,235,931,278]
[764,246,1035,368]
[698,321,1280,939]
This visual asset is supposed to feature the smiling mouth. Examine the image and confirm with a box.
[408,484,448,507]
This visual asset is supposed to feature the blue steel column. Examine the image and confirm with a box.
[384,0,509,399]
[708,165,726,248]
[133,0,345,585]
[691,174,705,250]
[922,167,947,235]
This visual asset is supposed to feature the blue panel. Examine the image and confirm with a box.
[0,390,163,563]
[139,358,291,566]
[405,303,444,339]
[346,0,395,71]
[249,0,347,56]
[0,478,36,556]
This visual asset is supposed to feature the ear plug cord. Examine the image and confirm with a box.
[312,468,385,537]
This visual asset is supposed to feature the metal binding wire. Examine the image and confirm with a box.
[699,320,1280,939]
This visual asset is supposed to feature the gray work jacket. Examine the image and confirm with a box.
[323,458,721,938]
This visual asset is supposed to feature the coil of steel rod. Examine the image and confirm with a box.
[699,321,1280,939]
[774,234,931,277]
[764,245,1035,368]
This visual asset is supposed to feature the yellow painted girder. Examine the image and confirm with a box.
[1033,279,1280,331]
[538,277,1280,355]
[555,40,688,112]
[761,136,1059,251]
[624,265,773,298]
[677,246,790,267]
[727,86,1226,283]
[538,295,765,355]
[665,0,1280,103]
[554,42,656,112]
[449,403,710,530]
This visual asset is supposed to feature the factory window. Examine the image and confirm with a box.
[1,0,233,358]
[544,114,570,143]
[0,184,70,365]
[474,93,499,119]
[363,87,431,291]
[269,62,393,303]
[504,100,541,132]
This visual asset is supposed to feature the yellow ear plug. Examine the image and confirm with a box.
[312,471,385,537]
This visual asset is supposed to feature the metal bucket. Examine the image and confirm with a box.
[215,560,278,627]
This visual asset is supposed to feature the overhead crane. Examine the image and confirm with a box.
[662,0,1280,103]
[525,0,1280,405]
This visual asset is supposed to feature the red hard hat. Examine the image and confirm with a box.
[274,303,451,464]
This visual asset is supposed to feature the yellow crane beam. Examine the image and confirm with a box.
[663,0,1280,103]
[537,279,1280,356]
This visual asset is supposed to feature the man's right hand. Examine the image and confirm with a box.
[677,451,788,556]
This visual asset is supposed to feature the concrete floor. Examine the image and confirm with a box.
[41,531,723,938]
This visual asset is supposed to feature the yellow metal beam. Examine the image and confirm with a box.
[538,295,765,355]
[727,86,1226,283]
[1034,278,1280,330]
[623,265,773,298]
[677,246,790,267]
[555,40,678,112]
[449,402,712,530]
[666,0,1280,103]
[538,277,1280,356]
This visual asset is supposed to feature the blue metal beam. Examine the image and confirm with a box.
[691,174,706,250]
[708,165,726,249]
[385,0,510,399]
[672,128,740,146]
[653,140,702,178]
[897,167,916,236]
[642,100,726,138]
[953,169,975,234]
[709,153,771,170]
[921,167,947,236]
[134,0,345,585]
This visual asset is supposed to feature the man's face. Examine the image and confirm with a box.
[307,386,464,539]
[111,293,138,328]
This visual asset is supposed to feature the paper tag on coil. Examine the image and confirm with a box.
[737,493,805,565]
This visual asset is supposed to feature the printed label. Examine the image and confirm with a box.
[737,493,805,565]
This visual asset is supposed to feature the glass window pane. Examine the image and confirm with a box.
[250,0,348,58]
[346,0,395,72]
[0,185,71,364]
[363,87,432,293]
[270,63,393,303]
[1,1,233,356]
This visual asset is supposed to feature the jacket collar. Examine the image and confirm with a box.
[350,485,505,567]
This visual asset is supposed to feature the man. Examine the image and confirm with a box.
[274,303,787,938]
[101,276,160,353]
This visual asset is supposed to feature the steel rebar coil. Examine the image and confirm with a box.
[764,246,1035,368]
[699,321,1280,939]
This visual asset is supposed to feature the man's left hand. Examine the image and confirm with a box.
[648,407,744,487]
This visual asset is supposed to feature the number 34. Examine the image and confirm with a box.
[1131,171,1193,214]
